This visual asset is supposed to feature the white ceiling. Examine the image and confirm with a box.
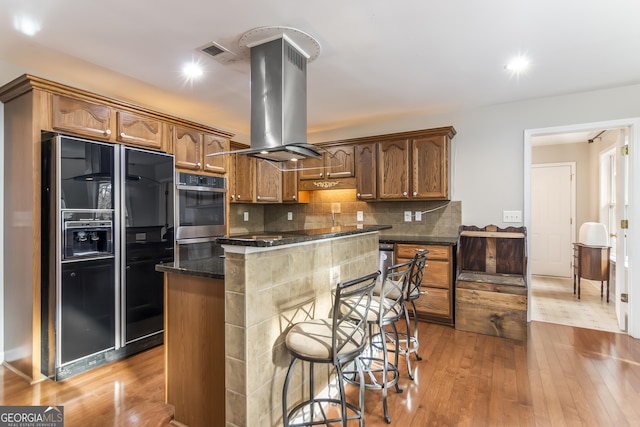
[2,1,640,142]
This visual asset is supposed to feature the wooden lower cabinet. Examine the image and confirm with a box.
[396,243,454,325]
[164,272,225,427]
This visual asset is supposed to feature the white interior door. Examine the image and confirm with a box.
[531,163,575,277]
[615,129,629,330]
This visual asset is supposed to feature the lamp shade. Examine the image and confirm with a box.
[578,222,609,246]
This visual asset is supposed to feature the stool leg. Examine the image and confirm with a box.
[403,302,415,380]
[381,324,392,424]
[336,362,349,427]
[410,300,422,362]
[282,357,299,426]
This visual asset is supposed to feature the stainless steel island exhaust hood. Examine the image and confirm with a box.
[224,27,323,162]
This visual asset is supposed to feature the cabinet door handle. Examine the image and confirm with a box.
[403,191,408,196]
[237,195,241,199]
[230,195,235,200]
[70,272,76,278]
[356,193,361,198]
[327,172,331,178]
[104,129,112,136]
[197,162,202,167]
[293,195,296,200]
[257,196,261,200]
[413,191,417,196]
[319,172,324,178]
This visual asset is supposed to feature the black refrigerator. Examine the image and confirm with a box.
[41,134,174,380]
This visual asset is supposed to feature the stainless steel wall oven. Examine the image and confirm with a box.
[175,172,226,241]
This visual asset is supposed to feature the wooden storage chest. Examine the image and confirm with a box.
[455,225,527,341]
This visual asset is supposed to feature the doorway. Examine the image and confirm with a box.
[524,118,640,338]
[531,163,575,278]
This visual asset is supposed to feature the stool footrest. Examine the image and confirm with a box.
[286,398,363,426]
[342,356,401,390]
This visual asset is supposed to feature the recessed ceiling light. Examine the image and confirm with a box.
[182,62,203,79]
[13,15,41,36]
[505,56,529,73]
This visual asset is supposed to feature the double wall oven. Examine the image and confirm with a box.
[175,172,226,262]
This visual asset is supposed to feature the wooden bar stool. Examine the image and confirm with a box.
[282,271,380,427]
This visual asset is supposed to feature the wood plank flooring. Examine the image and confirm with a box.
[2,321,640,426]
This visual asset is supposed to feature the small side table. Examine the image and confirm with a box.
[572,243,611,302]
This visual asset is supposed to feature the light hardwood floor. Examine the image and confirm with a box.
[2,321,639,426]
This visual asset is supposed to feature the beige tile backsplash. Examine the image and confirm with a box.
[230,189,461,238]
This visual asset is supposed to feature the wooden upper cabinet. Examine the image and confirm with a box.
[282,161,300,202]
[233,154,255,203]
[298,145,355,180]
[174,126,202,170]
[203,134,229,174]
[355,143,377,200]
[412,136,449,200]
[116,111,163,150]
[325,145,355,179]
[52,95,113,140]
[255,159,282,203]
[298,155,325,180]
[377,139,410,199]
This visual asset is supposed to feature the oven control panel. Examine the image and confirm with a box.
[177,172,225,189]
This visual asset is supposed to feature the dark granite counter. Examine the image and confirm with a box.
[156,225,392,278]
[155,256,225,279]
[378,234,458,246]
[217,224,392,247]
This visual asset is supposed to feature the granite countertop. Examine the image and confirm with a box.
[156,225,392,278]
[155,256,225,279]
[217,224,392,247]
[378,234,458,245]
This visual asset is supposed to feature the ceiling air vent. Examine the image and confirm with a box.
[200,41,237,64]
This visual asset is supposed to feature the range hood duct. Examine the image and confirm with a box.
[241,32,322,162]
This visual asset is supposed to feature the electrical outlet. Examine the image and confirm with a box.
[415,211,422,221]
[503,210,522,223]
[243,211,249,221]
[287,212,293,221]
[404,211,412,222]
[357,211,364,222]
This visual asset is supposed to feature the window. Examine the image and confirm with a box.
[600,143,629,262]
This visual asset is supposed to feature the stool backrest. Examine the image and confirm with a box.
[379,259,414,323]
[406,249,428,301]
[332,271,380,364]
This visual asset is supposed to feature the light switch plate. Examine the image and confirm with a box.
[287,212,293,221]
[404,211,412,222]
[243,211,249,221]
[357,211,364,222]
[415,211,422,221]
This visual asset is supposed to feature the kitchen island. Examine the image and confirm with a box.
[157,225,389,427]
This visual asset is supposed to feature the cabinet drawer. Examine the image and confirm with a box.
[424,259,451,289]
[396,243,450,261]
[414,287,450,317]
